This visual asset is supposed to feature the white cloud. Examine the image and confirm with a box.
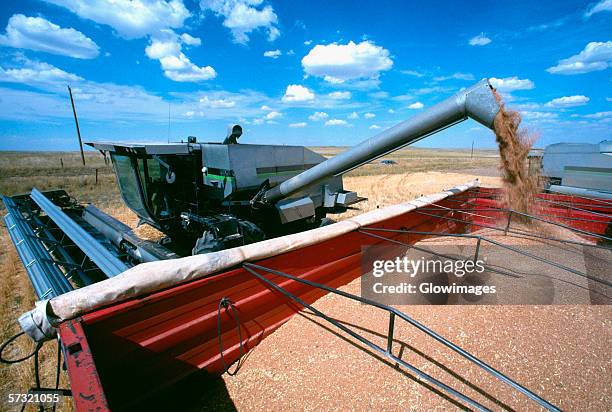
[489,76,535,91]
[433,72,475,81]
[325,119,348,126]
[584,111,612,119]
[388,108,395,114]
[0,58,82,87]
[180,33,201,46]
[347,111,359,119]
[199,96,236,108]
[44,0,190,39]
[469,33,491,46]
[289,122,307,128]
[260,105,272,110]
[304,39,312,45]
[369,91,389,99]
[265,110,281,120]
[584,0,612,18]
[145,30,216,82]
[545,95,590,107]
[263,49,281,58]
[407,102,424,109]
[302,40,393,84]
[0,56,273,123]
[546,41,612,75]
[520,111,558,121]
[0,14,99,59]
[369,124,381,129]
[364,112,375,118]
[392,94,414,101]
[201,0,280,44]
[282,84,315,102]
[328,91,351,100]
[413,86,452,95]
[308,111,328,121]
[400,69,424,77]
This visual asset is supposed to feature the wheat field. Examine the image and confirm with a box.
[0,148,500,410]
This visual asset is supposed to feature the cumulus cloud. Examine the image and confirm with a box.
[546,41,612,75]
[201,0,280,44]
[325,118,348,126]
[308,111,328,121]
[407,102,424,109]
[145,30,216,82]
[302,40,393,84]
[584,0,612,18]
[364,112,375,118]
[545,95,590,107]
[289,122,306,128]
[282,84,315,102]
[44,0,190,39]
[489,76,535,91]
[469,33,491,46]
[180,33,201,46]
[265,110,281,120]
[328,91,351,100]
[263,49,281,58]
[0,14,99,59]
[369,124,381,129]
[347,111,359,119]
[0,58,82,87]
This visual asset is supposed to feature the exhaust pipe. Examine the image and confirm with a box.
[263,79,500,203]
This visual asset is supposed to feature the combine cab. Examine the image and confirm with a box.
[90,139,361,254]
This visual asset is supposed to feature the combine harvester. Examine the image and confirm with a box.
[2,80,610,411]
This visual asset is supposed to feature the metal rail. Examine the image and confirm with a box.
[414,208,612,243]
[30,188,129,277]
[243,262,561,412]
[358,228,612,290]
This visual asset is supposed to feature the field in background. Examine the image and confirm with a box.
[0,148,500,409]
[0,147,499,207]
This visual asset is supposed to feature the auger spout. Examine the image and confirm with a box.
[263,79,500,203]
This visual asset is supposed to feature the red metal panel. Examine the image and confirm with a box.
[58,320,110,411]
[57,189,610,409]
[60,197,471,409]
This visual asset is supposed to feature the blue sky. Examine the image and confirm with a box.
[0,0,610,151]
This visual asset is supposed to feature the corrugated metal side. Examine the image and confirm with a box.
[59,194,472,410]
[57,188,611,410]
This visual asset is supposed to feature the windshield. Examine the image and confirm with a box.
[111,154,151,220]
[137,157,171,218]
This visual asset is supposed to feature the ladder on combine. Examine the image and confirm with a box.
[242,262,562,412]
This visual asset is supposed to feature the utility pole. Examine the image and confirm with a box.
[471,140,474,159]
[68,85,85,166]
